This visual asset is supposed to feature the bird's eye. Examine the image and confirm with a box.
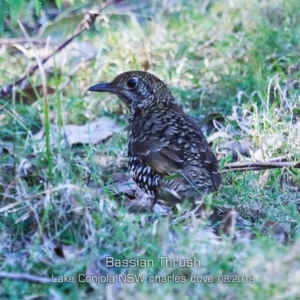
[126,78,137,89]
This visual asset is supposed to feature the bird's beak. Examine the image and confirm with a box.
[87,83,116,93]
[88,82,130,107]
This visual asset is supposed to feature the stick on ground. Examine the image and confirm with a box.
[0,272,52,284]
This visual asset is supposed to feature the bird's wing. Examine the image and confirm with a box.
[131,135,221,191]
[194,139,222,190]
[130,137,197,188]
[130,138,184,174]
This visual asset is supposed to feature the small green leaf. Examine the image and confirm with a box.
[55,0,63,10]
[9,0,24,23]
[34,0,42,16]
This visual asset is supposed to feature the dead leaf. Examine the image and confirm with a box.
[219,140,253,161]
[42,41,97,71]
[64,118,120,146]
[219,209,236,236]
[261,220,290,244]
[253,135,284,161]
[34,117,120,148]
[109,173,138,198]
[253,149,270,161]
[15,84,55,105]
[258,169,270,187]
[54,244,81,260]
[95,154,126,169]
[207,131,232,144]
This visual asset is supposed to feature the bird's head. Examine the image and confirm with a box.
[88,71,175,113]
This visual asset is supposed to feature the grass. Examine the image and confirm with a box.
[1,0,300,298]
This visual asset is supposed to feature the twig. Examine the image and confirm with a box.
[0,272,52,284]
[0,37,52,44]
[0,0,119,98]
[268,155,295,162]
[222,160,300,174]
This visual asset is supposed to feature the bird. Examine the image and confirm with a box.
[88,71,221,209]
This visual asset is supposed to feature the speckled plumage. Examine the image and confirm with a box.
[88,71,221,207]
